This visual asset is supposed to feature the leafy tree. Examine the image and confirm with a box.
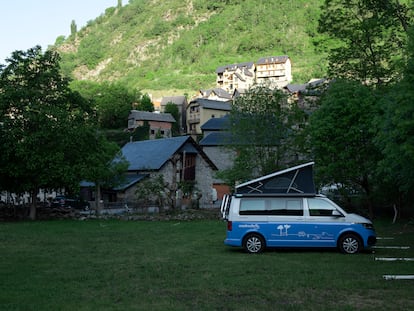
[71,80,141,129]
[135,175,166,209]
[308,79,380,218]
[81,132,129,214]
[134,93,154,112]
[164,102,180,136]
[0,46,102,219]
[318,0,412,85]
[375,26,414,207]
[217,86,304,188]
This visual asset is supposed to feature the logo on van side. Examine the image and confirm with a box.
[273,224,334,240]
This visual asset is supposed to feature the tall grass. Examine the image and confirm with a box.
[0,219,413,310]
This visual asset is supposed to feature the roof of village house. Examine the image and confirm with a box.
[200,115,230,131]
[160,95,187,106]
[113,173,148,191]
[216,61,255,74]
[199,132,234,146]
[285,78,327,94]
[121,136,217,171]
[200,88,232,100]
[128,110,176,123]
[188,98,232,111]
[286,84,307,93]
[256,55,289,65]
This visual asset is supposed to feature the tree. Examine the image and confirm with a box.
[164,102,180,136]
[318,0,412,85]
[135,93,154,112]
[308,79,380,218]
[70,20,77,37]
[0,46,121,219]
[81,132,129,214]
[375,26,414,207]
[217,86,304,188]
[71,80,141,129]
[135,175,166,211]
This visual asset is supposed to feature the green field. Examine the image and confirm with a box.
[1,217,413,310]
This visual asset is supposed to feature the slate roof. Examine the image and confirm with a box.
[285,78,327,95]
[188,98,232,111]
[216,61,255,73]
[256,55,289,65]
[200,115,230,131]
[128,110,176,123]
[199,132,233,146]
[286,84,307,93]
[114,174,148,191]
[199,88,232,100]
[121,136,217,171]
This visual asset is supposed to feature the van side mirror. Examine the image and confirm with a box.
[332,210,344,217]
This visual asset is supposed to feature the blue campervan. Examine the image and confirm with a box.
[220,163,376,254]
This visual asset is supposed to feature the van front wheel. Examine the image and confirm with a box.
[243,233,265,253]
[338,233,362,254]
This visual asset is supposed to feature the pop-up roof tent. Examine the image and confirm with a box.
[235,162,315,195]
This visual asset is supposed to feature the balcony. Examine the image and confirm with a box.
[188,113,200,124]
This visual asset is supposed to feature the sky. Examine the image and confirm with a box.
[0,0,119,63]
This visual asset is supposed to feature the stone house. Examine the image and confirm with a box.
[186,98,231,136]
[114,136,218,209]
[127,110,175,139]
[199,116,235,200]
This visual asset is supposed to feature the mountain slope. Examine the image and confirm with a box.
[55,0,328,94]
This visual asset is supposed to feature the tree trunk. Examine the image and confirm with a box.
[29,189,37,220]
[95,183,102,215]
[361,175,374,219]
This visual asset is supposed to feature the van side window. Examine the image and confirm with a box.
[308,198,336,216]
[239,199,266,215]
[269,198,303,216]
[286,200,303,216]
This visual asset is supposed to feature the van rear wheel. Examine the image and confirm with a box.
[338,233,362,254]
[243,233,265,253]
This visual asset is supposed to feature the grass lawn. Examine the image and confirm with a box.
[0,216,413,311]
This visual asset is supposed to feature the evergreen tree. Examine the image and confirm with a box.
[70,20,77,37]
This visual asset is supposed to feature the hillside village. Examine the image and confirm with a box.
[1,54,325,212]
[100,55,326,211]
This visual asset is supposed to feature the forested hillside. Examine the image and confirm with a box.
[54,0,328,94]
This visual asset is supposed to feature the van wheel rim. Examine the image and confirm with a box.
[247,237,261,253]
[343,237,358,253]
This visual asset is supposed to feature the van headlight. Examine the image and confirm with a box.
[359,223,374,230]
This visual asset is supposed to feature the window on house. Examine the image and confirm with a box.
[182,153,196,181]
